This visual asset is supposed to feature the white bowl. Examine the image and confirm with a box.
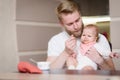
[37,62,50,70]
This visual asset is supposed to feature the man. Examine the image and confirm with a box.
[46,0,115,70]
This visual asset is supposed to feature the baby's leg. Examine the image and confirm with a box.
[81,66,95,71]
[76,56,97,70]
[67,56,78,69]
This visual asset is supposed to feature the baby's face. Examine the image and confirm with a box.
[81,28,97,44]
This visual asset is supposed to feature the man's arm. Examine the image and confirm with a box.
[47,35,77,69]
[97,57,115,70]
[47,50,69,69]
[85,47,115,70]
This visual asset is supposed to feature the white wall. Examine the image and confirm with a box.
[16,0,62,52]
[0,0,19,72]
[109,0,120,70]
[110,0,120,49]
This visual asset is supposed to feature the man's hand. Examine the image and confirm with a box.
[64,35,77,56]
[85,47,104,65]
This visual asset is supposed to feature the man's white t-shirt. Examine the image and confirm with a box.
[47,31,111,70]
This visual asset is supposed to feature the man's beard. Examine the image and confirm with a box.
[66,29,82,38]
[65,23,84,38]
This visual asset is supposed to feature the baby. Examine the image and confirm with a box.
[67,24,119,70]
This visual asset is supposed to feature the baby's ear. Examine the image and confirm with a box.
[96,36,99,42]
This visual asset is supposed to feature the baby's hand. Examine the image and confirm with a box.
[110,52,120,58]
[65,35,77,55]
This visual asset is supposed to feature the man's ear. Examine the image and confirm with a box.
[59,20,64,27]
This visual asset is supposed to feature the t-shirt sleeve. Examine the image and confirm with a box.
[94,34,111,57]
[47,36,64,56]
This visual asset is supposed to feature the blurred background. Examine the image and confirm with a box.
[0,0,120,72]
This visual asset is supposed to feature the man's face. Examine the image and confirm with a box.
[60,11,83,38]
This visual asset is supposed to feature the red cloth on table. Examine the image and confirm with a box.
[18,62,42,74]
